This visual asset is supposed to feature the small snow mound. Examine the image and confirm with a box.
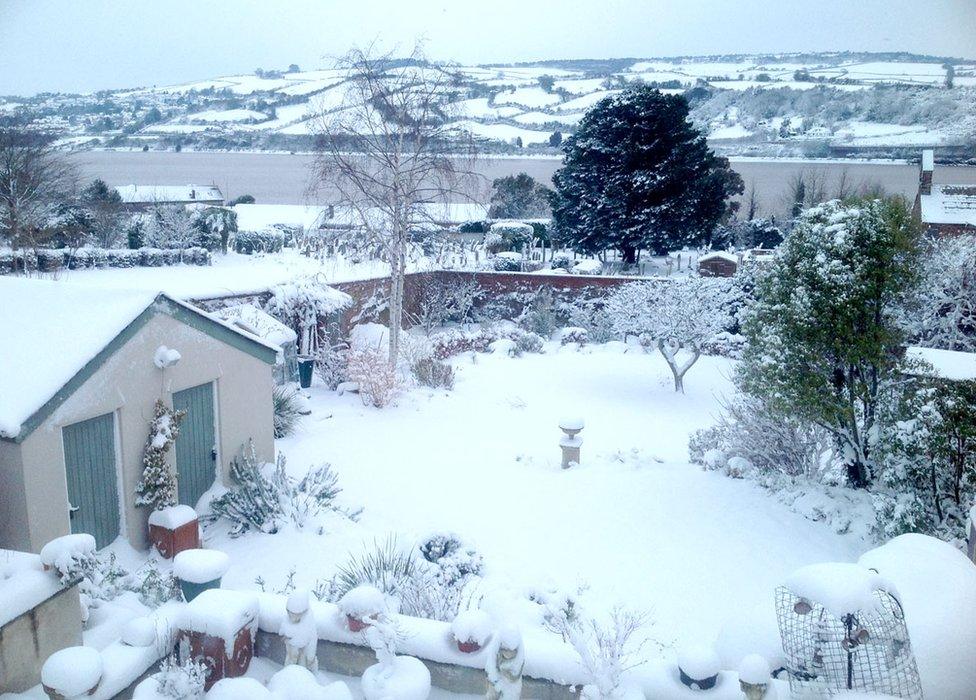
[678,645,720,681]
[148,504,198,529]
[338,584,387,619]
[207,677,272,699]
[785,562,895,618]
[702,448,726,469]
[737,653,770,685]
[362,655,431,700]
[173,548,230,583]
[39,533,96,570]
[268,665,351,700]
[41,646,102,696]
[489,338,517,356]
[122,617,157,647]
[451,609,493,645]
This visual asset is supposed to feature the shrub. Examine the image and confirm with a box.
[488,221,534,252]
[233,227,285,254]
[347,347,403,408]
[411,357,455,390]
[518,288,558,338]
[273,385,303,438]
[208,442,343,536]
[155,655,207,700]
[560,327,589,345]
[418,533,484,585]
[551,251,574,270]
[491,252,524,271]
[137,561,181,608]
[315,338,349,390]
[514,330,544,354]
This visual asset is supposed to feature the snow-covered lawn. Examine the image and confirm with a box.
[212,346,867,655]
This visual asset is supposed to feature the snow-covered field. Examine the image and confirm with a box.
[211,346,867,653]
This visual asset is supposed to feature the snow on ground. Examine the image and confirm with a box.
[512,111,584,127]
[708,124,754,140]
[453,98,522,119]
[494,87,562,109]
[35,250,401,299]
[187,109,269,123]
[451,120,555,145]
[558,90,621,111]
[214,348,867,654]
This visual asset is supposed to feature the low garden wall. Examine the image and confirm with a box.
[0,580,83,694]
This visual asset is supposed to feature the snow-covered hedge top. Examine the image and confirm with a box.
[571,259,602,275]
[41,646,103,696]
[489,221,534,236]
[173,548,230,583]
[182,589,258,640]
[148,504,198,529]
[0,549,65,627]
[785,562,896,618]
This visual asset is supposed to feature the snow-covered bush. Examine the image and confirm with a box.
[514,330,545,354]
[135,400,186,511]
[606,277,733,392]
[313,335,349,391]
[518,287,559,338]
[208,443,343,536]
[136,560,181,607]
[272,385,303,438]
[418,532,484,585]
[143,205,198,252]
[548,607,650,700]
[347,347,403,407]
[233,227,285,255]
[487,221,534,252]
[699,331,747,358]
[551,251,574,270]
[912,234,976,352]
[572,259,603,276]
[560,327,589,346]
[409,275,482,335]
[564,297,616,344]
[491,252,524,272]
[154,655,207,699]
[265,275,352,356]
[689,393,834,482]
[410,357,455,390]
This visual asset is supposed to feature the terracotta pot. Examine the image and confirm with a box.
[456,639,481,653]
[346,614,371,632]
[150,518,201,559]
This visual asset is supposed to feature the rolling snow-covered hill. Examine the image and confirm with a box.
[3,53,974,157]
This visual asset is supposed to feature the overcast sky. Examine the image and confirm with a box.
[1,0,974,96]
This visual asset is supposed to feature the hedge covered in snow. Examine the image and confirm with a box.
[0,246,211,275]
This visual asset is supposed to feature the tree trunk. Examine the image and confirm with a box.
[387,243,406,368]
[657,339,700,394]
[621,246,637,265]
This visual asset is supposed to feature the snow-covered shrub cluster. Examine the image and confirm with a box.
[153,655,207,700]
[136,560,182,607]
[208,442,344,536]
[135,400,186,511]
[418,532,484,585]
[347,346,403,407]
[0,246,211,275]
[485,221,534,253]
[911,234,976,353]
[563,297,616,344]
[233,227,286,255]
[408,276,482,336]
[313,337,349,390]
[265,275,352,356]
[491,252,524,272]
[410,357,455,390]
[429,325,544,360]
[560,327,589,346]
[272,385,303,438]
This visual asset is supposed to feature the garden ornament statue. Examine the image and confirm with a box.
[559,417,584,469]
[486,624,524,700]
[280,589,318,672]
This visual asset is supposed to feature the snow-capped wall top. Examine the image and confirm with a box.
[0,278,158,439]
[115,184,223,205]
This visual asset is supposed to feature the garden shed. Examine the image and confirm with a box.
[0,278,278,553]
[215,303,299,384]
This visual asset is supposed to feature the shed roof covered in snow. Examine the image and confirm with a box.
[214,303,298,347]
[919,185,976,227]
[115,184,223,205]
[0,278,278,441]
[904,346,976,382]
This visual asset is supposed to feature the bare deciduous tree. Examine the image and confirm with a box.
[309,45,480,366]
[0,128,77,267]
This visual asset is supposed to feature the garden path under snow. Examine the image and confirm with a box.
[213,347,867,652]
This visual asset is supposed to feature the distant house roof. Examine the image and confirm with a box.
[116,184,223,205]
[699,251,740,264]
[0,278,277,441]
[232,204,332,232]
[904,346,976,382]
[919,185,976,227]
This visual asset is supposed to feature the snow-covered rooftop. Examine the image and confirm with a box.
[0,278,278,439]
[919,185,976,227]
[904,346,976,381]
[699,251,740,264]
[215,303,297,347]
[115,184,223,204]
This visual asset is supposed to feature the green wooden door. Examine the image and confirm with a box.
[173,382,216,507]
[62,413,120,548]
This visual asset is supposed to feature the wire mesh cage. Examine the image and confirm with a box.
[775,584,923,698]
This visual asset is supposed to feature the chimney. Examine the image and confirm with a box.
[919,149,934,196]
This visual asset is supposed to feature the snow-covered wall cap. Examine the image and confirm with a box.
[148,504,198,529]
[904,346,976,382]
[785,562,897,618]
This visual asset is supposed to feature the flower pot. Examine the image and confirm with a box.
[174,549,230,602]
[346,614,371,632]
[456,640,481,654]
[297,357,314,389]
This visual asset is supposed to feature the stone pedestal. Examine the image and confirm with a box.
[178,590,257,690]
[558,418,584,469]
